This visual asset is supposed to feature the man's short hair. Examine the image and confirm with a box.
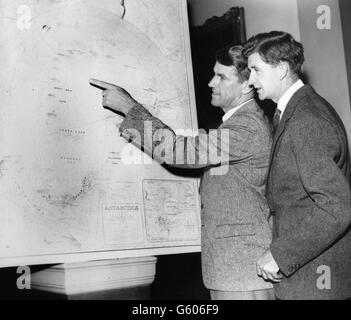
[215,45,250,83]
[242,31,304,75]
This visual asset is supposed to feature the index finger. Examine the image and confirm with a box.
[274,271,284,280]
[89,78,116,90]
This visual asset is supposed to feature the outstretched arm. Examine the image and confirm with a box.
[89,79,260,170]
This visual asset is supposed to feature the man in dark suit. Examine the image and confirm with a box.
[90,45,274,299]
[243,31,351,299]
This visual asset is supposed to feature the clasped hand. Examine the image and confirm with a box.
[256,249,283,283]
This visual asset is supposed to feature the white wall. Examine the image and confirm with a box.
[297,0,351,147]
[188,0,301,40]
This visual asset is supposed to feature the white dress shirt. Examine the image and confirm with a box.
[277,79,304,119]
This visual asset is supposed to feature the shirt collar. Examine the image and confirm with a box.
[222,98,255,123]
[277,79,304,119]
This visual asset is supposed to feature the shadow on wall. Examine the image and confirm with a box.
[151,253,210,300]
[188,5,247,130]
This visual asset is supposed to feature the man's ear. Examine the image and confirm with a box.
[278,61,289,80]
[241,80,253,95]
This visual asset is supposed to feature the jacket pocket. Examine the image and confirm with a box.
[215,223,256,239]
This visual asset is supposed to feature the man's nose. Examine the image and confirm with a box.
[248,73,255,86]
[208,77,216,88]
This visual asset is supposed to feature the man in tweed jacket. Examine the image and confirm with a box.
[90,45,274,299]
[244,31,351,299]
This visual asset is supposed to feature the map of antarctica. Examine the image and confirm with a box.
[0,0,201,266]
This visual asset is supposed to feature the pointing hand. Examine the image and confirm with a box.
[90,78,139,115]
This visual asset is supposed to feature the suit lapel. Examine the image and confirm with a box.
[267,85,307,178]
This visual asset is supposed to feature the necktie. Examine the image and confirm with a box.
[272,108,282,136]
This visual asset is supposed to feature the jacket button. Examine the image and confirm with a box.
[288,264,300,273]
[288,265,295,273]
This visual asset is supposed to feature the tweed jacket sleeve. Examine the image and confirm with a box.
[270,112,351,276]
[118,103,259,169]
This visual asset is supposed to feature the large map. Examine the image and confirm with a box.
[0,0,201,267]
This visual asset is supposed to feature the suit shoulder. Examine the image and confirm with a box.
[288,90,344,148]
[292,86,340,125]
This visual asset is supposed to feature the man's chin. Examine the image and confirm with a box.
[257,93,266,101]
[210,100,219,107]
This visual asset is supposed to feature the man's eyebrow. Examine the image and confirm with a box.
[215,72,229,79]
